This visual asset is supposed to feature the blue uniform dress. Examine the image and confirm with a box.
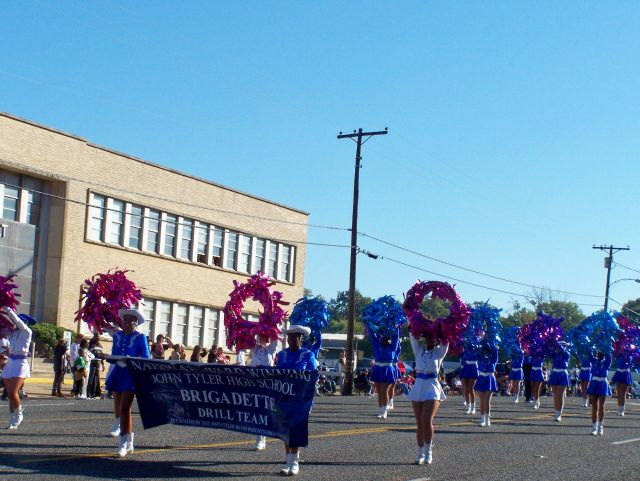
[105,330,151,392]
[303,333,322,361]
[459,350,479,380]
[548,348,570,386]
[474,348,499,392]
[529,356,544,382]
[611,355,632,385]
[509,353,524,381]
[276,348,318,448]
[370,331,401,384]
[579,358,592,382]
[586,354,612,397]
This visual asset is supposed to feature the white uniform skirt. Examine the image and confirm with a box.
[407,377,446,402]
[1,358,31,379]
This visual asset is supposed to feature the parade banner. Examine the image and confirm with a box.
[120,357,318,445]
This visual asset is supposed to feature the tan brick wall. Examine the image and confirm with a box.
[0,113,308,338]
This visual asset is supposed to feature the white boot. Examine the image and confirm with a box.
[486,414,491,427]
[8,407,23,430]
[280,453,292,476]
[110,418,121,437]
[117,434,128,458]
[597,422,604,436]
[534,399,540,410]
[470,403,476,415]
[479,414,487,427]
[466,403,472,415]
[617,406,625,417]
[554,411,562,422]
[583,399,589,408]
[425,442,433,464]
[514,395,519,404]
[388,398,394,410]
[255,435,266,451]
[591,422,598,435]
[414,446,426,465]
[377,405,387,419]
[126,432,134,453]
[289,452,300,475]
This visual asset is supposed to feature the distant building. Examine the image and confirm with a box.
[0,112,308,351]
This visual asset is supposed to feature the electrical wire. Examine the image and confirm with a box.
[6,183,350,249]
[612,261,640,275]
[377,254,603,309]
[358,231,603,298]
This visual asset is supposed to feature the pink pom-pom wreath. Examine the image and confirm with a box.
[0,275,21,330]
[223,272,289,352]
[74,269,143,333]
[402,280,470,354]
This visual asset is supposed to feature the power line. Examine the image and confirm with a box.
[608,298,640,320]
[358,231,603,298]
[378,254,603,309]
[612,261,640,275]
[7,183,350,249]
[1,161,349,231]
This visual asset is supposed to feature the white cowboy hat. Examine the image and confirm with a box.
[118,308,146,325]
[282,324,311,336]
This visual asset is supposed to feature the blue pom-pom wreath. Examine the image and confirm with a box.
[362,295,407,339]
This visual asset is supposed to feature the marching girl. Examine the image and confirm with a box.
[578,356,592,408]
[474,345,499,427]
[275,325,318,476]
[407,332,448,465]
[548,342,570,422]
[509,349,524,403]
[529,355,544,410]
[1,306,34,430]
[105,309,151,457]
[250,333,278,451]
[611,353,632,416]
[370,328,401,419]
[586,351,611,435]
[459,349,478,414]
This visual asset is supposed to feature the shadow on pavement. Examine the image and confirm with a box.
[0,454,277,479]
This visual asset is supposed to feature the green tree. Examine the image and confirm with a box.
[621,298,640,323]
[31,323,74,358]
[327,289,372,323]
[302,288,326,301]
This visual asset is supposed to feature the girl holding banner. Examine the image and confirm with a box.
[276,324,317,476]
[105,309,150,457]
[250,333,278,451]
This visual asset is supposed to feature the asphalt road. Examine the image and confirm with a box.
[1,394,638,481]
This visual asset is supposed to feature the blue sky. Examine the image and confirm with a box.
[2,2,640,314]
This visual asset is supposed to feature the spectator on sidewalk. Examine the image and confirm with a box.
[51,338,69,397]
[169,344,186,361]
[190,345,203,362]
[151,334,173,360]
[88,335,105,399]
[73,347,89,399]
[69,334,84,396]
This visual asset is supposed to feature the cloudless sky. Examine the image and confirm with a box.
[2,2,640,315]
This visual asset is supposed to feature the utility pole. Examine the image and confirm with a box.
[337,127,388,395]
[592,244,630,311]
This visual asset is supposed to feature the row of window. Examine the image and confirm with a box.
[0,171,44,226]
[135,297,223,348]
[87,192,295,282]
[135,297,257,349]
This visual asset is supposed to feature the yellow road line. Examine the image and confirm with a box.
[17,411,581,464]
